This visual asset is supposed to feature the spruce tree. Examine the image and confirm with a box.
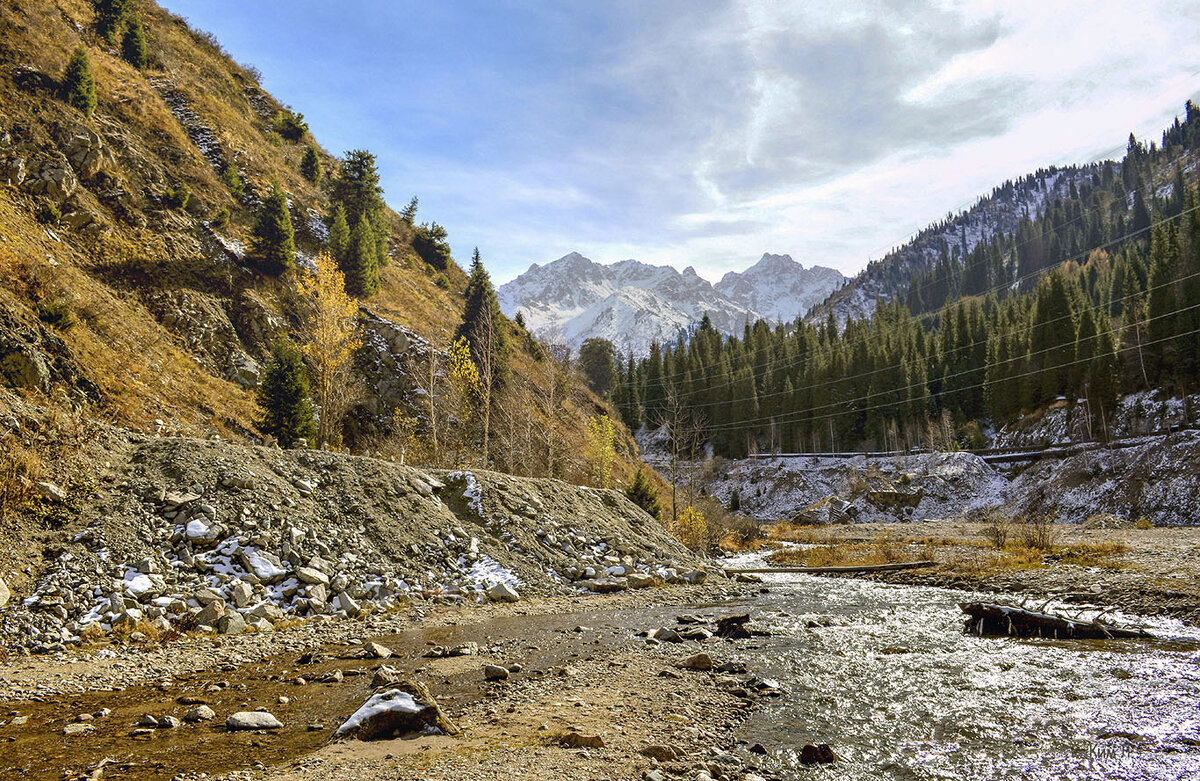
[401,196,418,224]
[332,149,388,265]
[121,16,148,71]
[94,0,133,45]
[326,204,349,262]
[300,145,321,184]
[257,339,317,448]
[62,46,97,118]
[624,468,661,520]
[250,183,296,275]
[343,215,380,298]
[454,248,509,385]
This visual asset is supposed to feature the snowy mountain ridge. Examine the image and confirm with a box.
[809,165,1105,325]
[498,252,846,356]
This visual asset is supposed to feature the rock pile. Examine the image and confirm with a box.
[1,435,701,652]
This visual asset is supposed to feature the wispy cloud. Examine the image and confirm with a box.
[164,0,1200,282]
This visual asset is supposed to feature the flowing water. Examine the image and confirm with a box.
[725,563,1200,780]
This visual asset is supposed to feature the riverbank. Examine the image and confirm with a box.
[0,581,793,780]
[754,521,1200,625]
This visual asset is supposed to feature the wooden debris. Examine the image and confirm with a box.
[961,602,1154,640]
[726,560,936,575]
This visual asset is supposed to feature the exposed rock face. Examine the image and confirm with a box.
[145,289,242,375]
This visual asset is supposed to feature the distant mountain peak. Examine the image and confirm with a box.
[497,252,846,355]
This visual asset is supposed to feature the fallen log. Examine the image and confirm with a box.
[961,602,1154,640]
[726,560,937,575]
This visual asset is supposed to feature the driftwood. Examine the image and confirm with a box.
[961,602,1154,640]
[726,560,936,575]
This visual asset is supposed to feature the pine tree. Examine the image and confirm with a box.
[401,196,418,224]
[94,0,133,45]
[257,339,316,448]
[326,204,349,262]
[219,164,244,197]
[343,215,380,298]
[250,183,296,275]
[120,16,148,71]
[454,248,509,384]
[300,145,321,184]
[624,468,661,520]
[62,46,97,118]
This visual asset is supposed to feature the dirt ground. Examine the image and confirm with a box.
[0,582,781,781]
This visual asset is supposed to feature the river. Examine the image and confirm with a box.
[723,559,1200,780]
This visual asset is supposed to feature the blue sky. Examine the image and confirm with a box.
[163,1,1200,283]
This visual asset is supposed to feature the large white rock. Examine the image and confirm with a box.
[239,548,286,583]
[486,582,520,603]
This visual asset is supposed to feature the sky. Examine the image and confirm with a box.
[162,1,1200,284]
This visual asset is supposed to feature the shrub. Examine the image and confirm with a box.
[624,468,661,519]
[164,181,191,209]
[36,203,62,224]
[272,108,309,142]
[434,273,450,289]
[219,164,244,197]
[263,130,283,147]
[1135,517,1153,530]
[981,508,1009,550]
[670,505,708,551]
[210,208,230,230]
[1018,512,1057,551]
[35,300,76,330]
[0,434,41,522]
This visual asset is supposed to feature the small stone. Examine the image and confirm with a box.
[35,481,67,503]
[639,744,677,761]
[136,714,159,728]
[674,653,714,671]
[217,612,247,635]
[483,664,510,681]
[184,705,216,722]
[559,732,604,749]
[226,711,283,731]
[158,715,181,729]
[364,641,393,660]
[63,722,95,736]
[649,627,683,643]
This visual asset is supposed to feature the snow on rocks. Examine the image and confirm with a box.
[336,683,456,740]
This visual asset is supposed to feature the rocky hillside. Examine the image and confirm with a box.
[0,0,639,475]
[498,251,844,355]
[0,391,702,653]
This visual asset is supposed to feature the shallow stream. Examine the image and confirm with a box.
[726,562,1200,780]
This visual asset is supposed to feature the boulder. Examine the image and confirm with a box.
[239,548,286,583]
[627,572,656,589]
[483,664,510,681]
[217,612,247,635]
[486,581,520,602]
[296,567,329,586]
[335,681,457,741]
[800,743,839,765]
[363,641,393,660]
[648,627,683,643]
[1,345,50,391]
[35,481,67,503]
[230,581,254,609]
[195,598,226,626]
[226,711,283,731]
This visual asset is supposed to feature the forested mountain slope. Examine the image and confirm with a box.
[613,103,1200,458]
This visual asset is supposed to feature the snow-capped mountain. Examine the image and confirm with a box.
[497,251,846,356]
[714,253,846,324]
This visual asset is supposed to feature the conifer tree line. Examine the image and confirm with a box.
[611,102,1200,457]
